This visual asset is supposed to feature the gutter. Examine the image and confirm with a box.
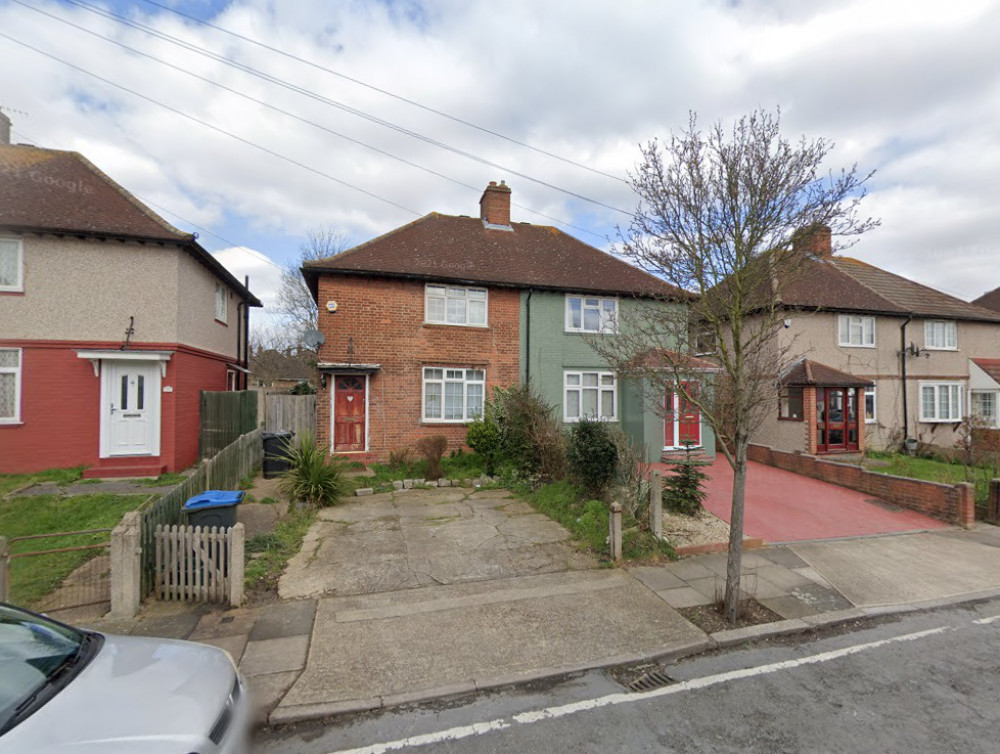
[900,314,913,448]
[525,289,532,385]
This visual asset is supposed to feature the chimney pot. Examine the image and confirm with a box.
[479,180,512,228]
[793,223,832,257]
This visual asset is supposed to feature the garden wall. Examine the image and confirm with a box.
[748,444,974,528]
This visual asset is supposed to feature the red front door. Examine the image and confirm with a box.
[334,376,366,452]
[665,381,701,448]
[816,387,859,453]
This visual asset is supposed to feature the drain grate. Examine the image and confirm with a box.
[628,670,675,692]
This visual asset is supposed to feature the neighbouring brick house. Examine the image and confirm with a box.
[0,122,261,476]
[302,181,714,462]
[752,226,1000,456]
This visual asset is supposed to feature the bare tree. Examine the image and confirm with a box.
[276,226,352,349]
[590,110,877,624]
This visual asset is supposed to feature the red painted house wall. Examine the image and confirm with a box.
[314,276,520,460]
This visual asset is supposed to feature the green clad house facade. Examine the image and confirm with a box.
[304,180,716,462]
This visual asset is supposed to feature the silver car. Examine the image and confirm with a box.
[0,603,249,753]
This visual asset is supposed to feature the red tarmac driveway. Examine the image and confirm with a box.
[658,457,950,543]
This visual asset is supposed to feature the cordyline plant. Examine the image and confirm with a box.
[588,109,878,624]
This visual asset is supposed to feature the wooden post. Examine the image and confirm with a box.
[989,479,1000,522]
[110,511,142,618]
[229,524,245,607]
[650,470,663,540]
[0,536,9,602]
[609,502,623,562]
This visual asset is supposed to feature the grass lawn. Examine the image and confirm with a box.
[0,466,84,497]
[866,453,997,508]
[244,506,317,593]
[1,491,151,607]
[362,451,486,489]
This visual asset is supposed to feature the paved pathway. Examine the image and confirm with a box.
[682,458,950,542]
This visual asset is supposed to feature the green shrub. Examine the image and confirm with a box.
[663,444,709,515]
[466,418,502,475]
[567,419,618,498]
[488,385,566,480]
[289,381,316,395]
[278,431,350,507]
[415,435,448,480]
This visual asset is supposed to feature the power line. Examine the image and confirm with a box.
[135,0,628,185]
[60,0,632,218]
[0,32,423,217]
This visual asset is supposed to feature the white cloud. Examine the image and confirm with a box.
[1,0,998,300]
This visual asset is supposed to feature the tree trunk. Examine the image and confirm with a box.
[723,438,749,625]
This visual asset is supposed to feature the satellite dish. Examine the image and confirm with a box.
[302,329,325,349]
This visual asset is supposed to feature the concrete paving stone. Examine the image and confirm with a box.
[278,573,705,709]
[685,576,723,600]
[195,634,248,664]
[240,635,310,676]
[130,611,202,640]
[249,599,317,641]
[793,566,834,589]
[756,547,810,570]
[657,586,713,608]
[467,489,514,500]
[932,528,1000,549]
[663,560,716,581]
[188,607,260,641]
[752,565,814,590]
[794,533,1000,608]
[743,575,789,600]
[759,583,852,620]
[245,671,301,724]
[627,565,687,592]
[691,553,730,578]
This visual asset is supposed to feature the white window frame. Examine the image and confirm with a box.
[971,390,998,428]
[565,295,618,334]
[424,284,488,327]
[422,367,485,423]
[864,384,877,424]
[919,382,963,423]
[837,315,876,348]
[563,370,617,422]
[0,236,24,292]
[214,282,228,323]
[0,348,22,423]
[924,320,957,350]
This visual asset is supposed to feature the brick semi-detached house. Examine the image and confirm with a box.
[0,116,261,476]
[303,181,716,463]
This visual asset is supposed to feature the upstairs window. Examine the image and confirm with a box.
[214,283,228,322]
[0,237,23,292]
[566,295,618,334]
[425,285,488,327]
[0,348,22,423]
[924,320,957,350]
[838,315,875,348]
[920,382,962,423]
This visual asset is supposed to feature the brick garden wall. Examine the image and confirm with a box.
[315,275,521,460]
[748,444,975,527]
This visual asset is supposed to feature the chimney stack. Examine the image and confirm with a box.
[0,110,10,145]
[479,180,512,228]
[793,223,832,257]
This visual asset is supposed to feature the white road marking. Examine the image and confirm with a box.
[972,614,1000,625]
[326,621,978,754]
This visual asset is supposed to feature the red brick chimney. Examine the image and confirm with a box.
[479,180,512,227]
[793,223,832,257]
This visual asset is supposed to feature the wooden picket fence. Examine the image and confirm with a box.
[154,524,244,605]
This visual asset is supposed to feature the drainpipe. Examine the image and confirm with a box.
[525,289,533,386]
[243,275,251,390]
[900,314,912,450]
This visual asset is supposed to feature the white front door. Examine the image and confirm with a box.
[101,361,161,457]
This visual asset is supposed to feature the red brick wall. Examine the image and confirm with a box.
[0,341,229,474]
[315,276,520,460]
[748,444,975,527]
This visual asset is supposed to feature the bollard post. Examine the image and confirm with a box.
[229,523,245,608]
[609,501,623,562]
[650,470,663,540]
[110,511,142,618]
[989,479,1000,522]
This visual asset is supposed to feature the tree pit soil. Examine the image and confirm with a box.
[678,598,784,633]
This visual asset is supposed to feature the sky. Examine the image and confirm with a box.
[1,0,999,329]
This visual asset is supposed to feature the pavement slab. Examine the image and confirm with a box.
[240,635,310,676]
[793,532,1000,607]
[276,569,704,712]
[248,599,316,641]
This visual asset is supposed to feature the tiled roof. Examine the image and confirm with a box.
[972,286,1000,314]
[779,255,1000,323]
[972,358,1000,385]
[0,143,262,306]
[781,359,873,388]
[628,349,720,372]
[303,213,683,299]
[0,144,189,242]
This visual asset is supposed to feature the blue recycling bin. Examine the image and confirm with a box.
[182,490,245,529]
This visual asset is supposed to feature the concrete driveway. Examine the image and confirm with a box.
[688,458,951,543]
[278,487,596,600]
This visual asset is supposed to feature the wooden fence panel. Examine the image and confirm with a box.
[200,391,258,458]
[264,393,316,438]
[155,524,238,604]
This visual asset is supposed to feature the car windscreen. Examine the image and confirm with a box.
[0,605,86,734]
